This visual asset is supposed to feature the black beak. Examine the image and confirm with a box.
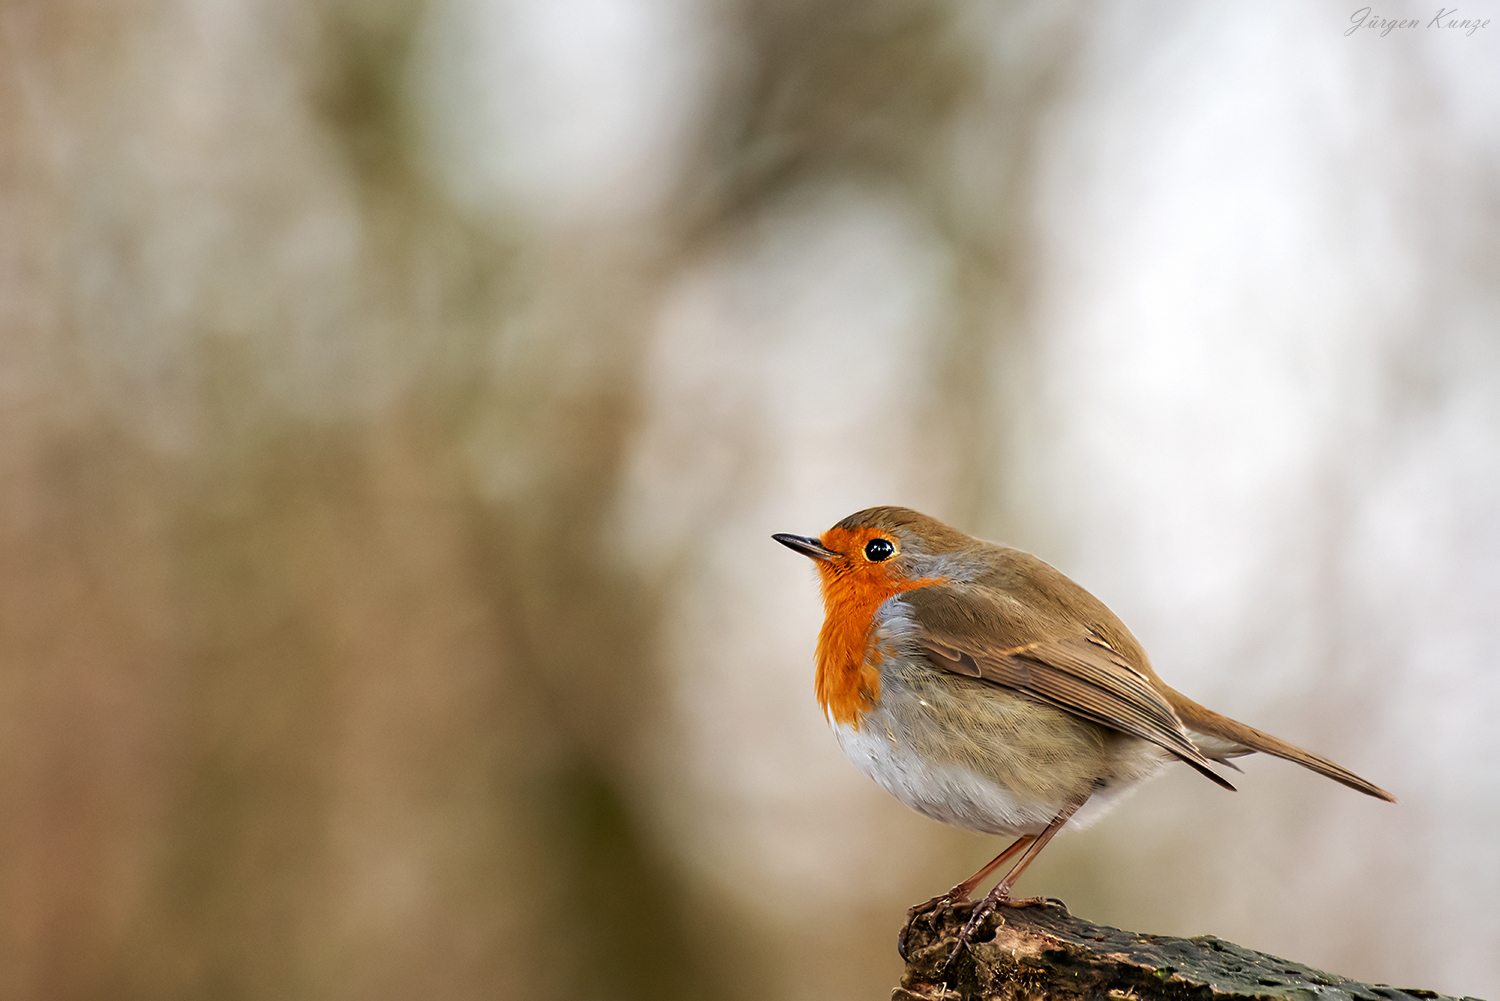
[772,533,837,560]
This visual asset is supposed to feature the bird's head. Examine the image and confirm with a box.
[773,506,975,614]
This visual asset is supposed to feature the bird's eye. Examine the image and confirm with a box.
[864,538,895,562]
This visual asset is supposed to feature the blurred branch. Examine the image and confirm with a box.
[688,0,975,227]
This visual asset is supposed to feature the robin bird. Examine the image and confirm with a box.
[773,506,1393,956]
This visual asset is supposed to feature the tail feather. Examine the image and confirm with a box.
[1162,687,1396,803]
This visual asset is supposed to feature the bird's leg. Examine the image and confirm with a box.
[945,798,1086,966]
[899,835,1032,957]
[905,835,1032,926]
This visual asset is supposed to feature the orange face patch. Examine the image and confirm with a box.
[812,525,942,728]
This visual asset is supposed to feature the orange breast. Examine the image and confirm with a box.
[813,528,942,727]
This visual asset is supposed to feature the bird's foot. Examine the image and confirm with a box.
[906,889,968,927]
[898,889,970,957]
[941,890,1048,967]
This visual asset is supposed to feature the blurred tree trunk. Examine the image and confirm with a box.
[0,1,730,999]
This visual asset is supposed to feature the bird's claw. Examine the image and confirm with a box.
[942,900,994,968]
[907,892,957,927]
[939,890,1053,968]
[898,890,968,957]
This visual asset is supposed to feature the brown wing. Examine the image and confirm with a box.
[905,586,1235,791]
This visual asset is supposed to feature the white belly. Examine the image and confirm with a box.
[832,716,1163,837]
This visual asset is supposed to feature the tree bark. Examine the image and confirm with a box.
[896,901,1477,1001]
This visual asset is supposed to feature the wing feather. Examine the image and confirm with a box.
[908,588,1235,790]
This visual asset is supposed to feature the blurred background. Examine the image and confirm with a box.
[2,0,1498,998]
